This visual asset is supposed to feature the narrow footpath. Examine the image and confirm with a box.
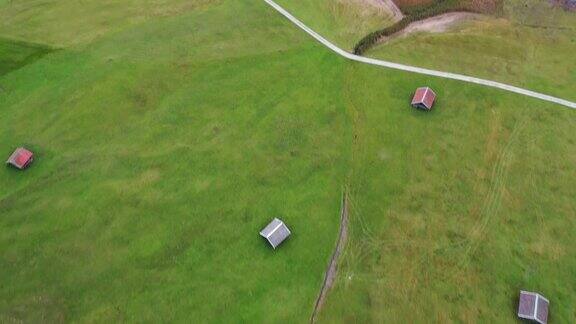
[311,191,349,323]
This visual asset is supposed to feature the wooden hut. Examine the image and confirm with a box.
[411,87,437,111]
[518,290,549,324]
[260,218,291,249]
[6,148,34,170]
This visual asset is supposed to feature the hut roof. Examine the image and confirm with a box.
[411,87,437,110]
[518,291,549,324]
[6,148,34,170]
[259,218,291,249]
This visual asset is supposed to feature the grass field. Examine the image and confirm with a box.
[0,0,575,322]
[393,0,502,15]
[0,0,219,46]
[0,38,54,77]
[367,0,576,101]
[280,0,575,101]
[274,0,398,50]
[318,63,576,323]
[0,2,351,322]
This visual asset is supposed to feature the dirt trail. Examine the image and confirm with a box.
[310,191,349,323]
[377,0,404,21]
[377,12,482,44]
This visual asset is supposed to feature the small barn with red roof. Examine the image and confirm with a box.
[411,87,437,111]
[6,147,34,170]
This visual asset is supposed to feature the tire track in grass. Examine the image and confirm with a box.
[453,118,527,275]
[311,190,349,323]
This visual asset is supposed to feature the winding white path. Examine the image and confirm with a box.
[264,0,576,110]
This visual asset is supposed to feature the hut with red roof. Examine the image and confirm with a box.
[411,87,437,111]
[6,147,34,170]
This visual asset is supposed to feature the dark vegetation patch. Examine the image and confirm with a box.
[395,0,502,15]
[354,0,503,54]
[0,38,55,77]
[551,0,576,11]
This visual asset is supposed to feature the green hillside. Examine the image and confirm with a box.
[367,0,576,101]
[0,38,53,77]
[0,2,350,322]
[275,0,398,50]
[0,0,574,322]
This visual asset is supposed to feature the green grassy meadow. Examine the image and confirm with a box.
[0,0,575,322]
[367,0,576,101]
[0,2,351,322]
[0,0,220,46]
[318,64,576,323]
[0,38,54,77]
[281,0,576,101]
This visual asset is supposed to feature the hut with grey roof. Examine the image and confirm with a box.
[518,290,549,324]
[259,218,291,249]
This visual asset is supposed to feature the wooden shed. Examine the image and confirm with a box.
[411,87,437,111]
[518,290,549,324]
[6,147,34,170]
[260,218,291,249]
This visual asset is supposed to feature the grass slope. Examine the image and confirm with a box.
[0,0,575,322]
[0,1,350,322]
[0,0,220,46]
[0,38,54,77]
[367,0,576,101]
[318,64,576,322]
[393,0,501,15]
[275,0,398,50]
[352,0,503,54]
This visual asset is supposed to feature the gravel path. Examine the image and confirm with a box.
[264,0,576,110]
